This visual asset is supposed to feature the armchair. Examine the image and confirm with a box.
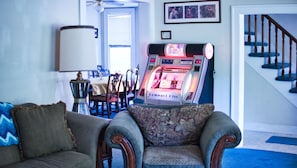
[104,104,241,168]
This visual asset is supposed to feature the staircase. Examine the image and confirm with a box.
[245,15,297,95]
[244,15,297,134]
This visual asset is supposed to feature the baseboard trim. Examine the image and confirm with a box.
[245,122,297,136]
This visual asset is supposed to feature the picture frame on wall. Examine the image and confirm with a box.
[161,30,172,40]
[164,0,221,24]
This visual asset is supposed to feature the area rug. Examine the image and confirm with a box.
[222,148,297,168]
[90,106,123,119]
[266,136,297,146]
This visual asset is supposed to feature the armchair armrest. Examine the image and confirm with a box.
[200,111,241,168]
[66,111,110,168]
[104,111,144,168]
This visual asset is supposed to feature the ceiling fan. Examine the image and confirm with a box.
[86,0,148,12]
[86,0,123,12]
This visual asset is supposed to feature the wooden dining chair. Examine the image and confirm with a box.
[120,67,139,108]
[89,73,123,118]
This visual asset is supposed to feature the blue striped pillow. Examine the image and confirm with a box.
[0,102,19,146]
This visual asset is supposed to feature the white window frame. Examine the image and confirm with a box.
[102,8,136,72]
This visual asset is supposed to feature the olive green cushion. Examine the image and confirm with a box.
[2,151,92,168]
[0,145,21,167]
[11,102,74,159]
[128,104,214,146]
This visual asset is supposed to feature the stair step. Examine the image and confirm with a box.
[262,63,290,69]
[245,41,268,46]
[249,52,280,57]
[289,87,297,93]
[244,31,255,35]
[275,73,296,81]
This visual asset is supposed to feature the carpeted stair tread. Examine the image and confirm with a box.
[245,41,268,46]
[275,73,296,81]
[248,52,279,57]
[262,62,290,69]
[244,31,255,35]
[289,87,297,93]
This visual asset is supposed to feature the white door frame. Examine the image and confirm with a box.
[231,4,297,138]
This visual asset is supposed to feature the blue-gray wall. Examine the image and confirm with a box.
[0,0,80,106]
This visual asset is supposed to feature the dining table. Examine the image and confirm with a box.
[90,77,124,95]
[90,77,140,95]
[89,77,130,95]
[89,77,110,96]
[89,76,140,108]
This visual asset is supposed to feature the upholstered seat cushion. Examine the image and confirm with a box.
[143,145,205,168]
[128,104,214,146]
[0,145,21,167]
[2,150,92,168]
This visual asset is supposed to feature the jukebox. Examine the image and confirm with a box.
[136,43,214,105]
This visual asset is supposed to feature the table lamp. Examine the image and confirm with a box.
[59,25,97,115]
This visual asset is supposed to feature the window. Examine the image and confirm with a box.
[103,8,136,74]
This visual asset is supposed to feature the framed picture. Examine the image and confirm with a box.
[161,30,172,40]
[164,0,221,24]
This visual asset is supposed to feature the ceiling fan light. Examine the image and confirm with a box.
[96,6,104,12]
[96,0,104,12]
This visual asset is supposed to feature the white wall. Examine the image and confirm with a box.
[86,5,102,65]
[0,0,80,109]
[245,61,297,133]
[135,1,156,80]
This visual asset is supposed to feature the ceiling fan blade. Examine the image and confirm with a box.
[86,0,98,6]
[103,0,149,3]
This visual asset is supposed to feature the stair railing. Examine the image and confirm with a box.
[262,15,297,92]
[246,15,297,93]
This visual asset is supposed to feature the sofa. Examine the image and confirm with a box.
[105,104,242,168]
[0,101,110,168]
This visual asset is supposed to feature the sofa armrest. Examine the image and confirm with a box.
[66,111,110,168]
[104,111,144,168]
[200,111,241,168]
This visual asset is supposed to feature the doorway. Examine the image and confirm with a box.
[231,4,297,141]
[102,8,136,74]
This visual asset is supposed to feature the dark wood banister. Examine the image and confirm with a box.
[262,14,297,91]
[263,15,297,43]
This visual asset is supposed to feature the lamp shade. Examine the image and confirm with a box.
[59,25,97,72]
